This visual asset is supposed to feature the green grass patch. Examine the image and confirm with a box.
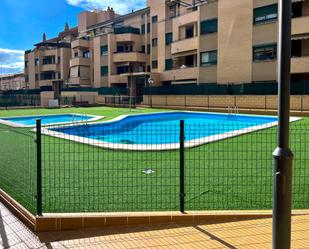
[0,106,308,214]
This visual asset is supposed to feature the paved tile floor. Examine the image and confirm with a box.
[1,202,309,249]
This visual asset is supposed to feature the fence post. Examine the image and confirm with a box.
[179,120,185,213]
[36,119,42,216]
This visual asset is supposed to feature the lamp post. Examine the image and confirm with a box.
[148,77,154,108]
[273,1,293,249]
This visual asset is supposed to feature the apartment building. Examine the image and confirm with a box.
[25,0,309,96]
[0,73,25,90]
[24,24,78,90]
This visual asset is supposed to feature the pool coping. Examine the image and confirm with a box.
[0,113,104,128]
[40,111,302,151]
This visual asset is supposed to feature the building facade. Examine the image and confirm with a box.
[25,0,309,96]
[0,73,25,91]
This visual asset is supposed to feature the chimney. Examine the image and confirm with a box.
[107,6,115,19]
[65,22,70,32]
[42,33,47,42]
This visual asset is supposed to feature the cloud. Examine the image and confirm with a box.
[0,48,24,74]
[66,0,147,14]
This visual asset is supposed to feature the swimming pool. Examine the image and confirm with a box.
[42,112,300,151]
[0,114,103,127]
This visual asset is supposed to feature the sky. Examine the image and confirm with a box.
[0,0,146,75]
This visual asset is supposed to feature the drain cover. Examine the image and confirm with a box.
[143,169,155,175]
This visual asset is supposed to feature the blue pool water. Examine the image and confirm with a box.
[1,114,97,127]
[50,112,278,145]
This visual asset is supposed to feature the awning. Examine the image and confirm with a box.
[292,33,309,40]
[292,0,306,2]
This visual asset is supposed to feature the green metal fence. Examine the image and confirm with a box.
[0,117,309,215]
[0,94,40,108]
[144,81,309,95]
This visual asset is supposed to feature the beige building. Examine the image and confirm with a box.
[25,0,309,96]
[0,73,25,91]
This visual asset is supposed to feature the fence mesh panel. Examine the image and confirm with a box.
[0,113,308,214]
[0,125,37,213]
[39,118,309,213]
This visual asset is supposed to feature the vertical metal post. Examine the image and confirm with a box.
[36,119,42,216]
[179,120,185,213]
[273,1,293,248]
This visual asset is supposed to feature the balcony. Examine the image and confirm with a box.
[109,75,128,84]
[161,67,199,82]
[71,39,90,49]
[41,64,57,71]
[70,57,91,67]
[291,56,309,74]
[171,37,198,55]
[113,52,146,63]
[173,9,199,27]
[292,15,309,35]
[115,33,141,43]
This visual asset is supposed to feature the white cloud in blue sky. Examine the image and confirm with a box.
[0,48,24,75]
[66,0,147,14]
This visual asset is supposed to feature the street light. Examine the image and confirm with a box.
[148,77,154,108]
[273,1,293,249]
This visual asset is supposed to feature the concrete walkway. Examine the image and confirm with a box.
[1,202,309,249]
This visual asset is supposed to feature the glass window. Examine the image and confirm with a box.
[166,32,173,45]
[83,51,90,58]
[147,23,151,33]
[152,60,158,69]
[147,44,151,54]
[141,45,145,53]
[165,59,173,71]
[25,61,28,68]
[35,58,39,66]
[200,51,217,66]
[200,19,218,35]
[152,38,158,47]
[141,24,145,34]
[254,4,278,24]
[101,45,108,56]
[152,16,158,23]
[253,44,277,61]
[101,66,109,76]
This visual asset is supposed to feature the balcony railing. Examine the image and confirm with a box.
[291,56,309,74]
[292,14,309,35]
[113,52,146,63]
[70,57,91,67]
[114,26,140,35]
[171,37,198,54]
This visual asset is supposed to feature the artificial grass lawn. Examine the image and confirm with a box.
[0,106,308,214]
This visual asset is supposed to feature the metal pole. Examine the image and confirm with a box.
[273,1,293,248]
[179,120,185,213]
[36,119,43,216]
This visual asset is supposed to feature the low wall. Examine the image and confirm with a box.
[143,95,309,112]
[40,91,99,107]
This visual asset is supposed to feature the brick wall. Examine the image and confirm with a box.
[143,95,309,112]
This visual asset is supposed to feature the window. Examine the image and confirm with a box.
[165,59,173,70]
[200,51,217,66]
[25,61,28,68]
[141,45,145,53]
[57,56,61,64]
[152,60,158,69]
[35,74,39,81]
[254,4,278,24]
[101,66,109,76]
[185,25,194,39]
[166,32,173,45]
[253,44,277,61]
[200,19,217,35]
[152,38,158,47]
[147,44,151,54]
[152,15,158,23]
[169,4,177,18]
[141,24,145,34]
[83,51,90,58]
[35,58,39,66]
[101,45,108,56]
[117,66,130,74]
[74,52,78,57]
[147,23,151,33]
